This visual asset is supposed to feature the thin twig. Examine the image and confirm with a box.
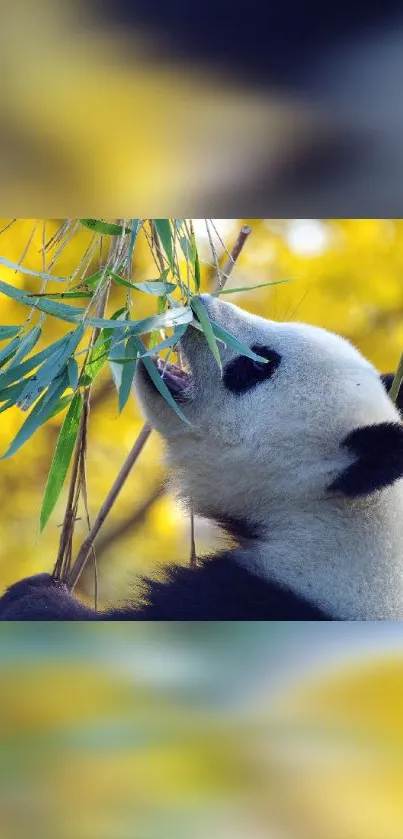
[88,481,166,560]
[212,224,252,291]
[389,352,403,404]
[67,423,152,590]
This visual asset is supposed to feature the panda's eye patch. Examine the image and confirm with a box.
[223,345,281,394]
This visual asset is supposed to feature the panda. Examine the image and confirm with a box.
[1,293,403,621]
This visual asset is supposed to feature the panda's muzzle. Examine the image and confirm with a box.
[153,356,193,396]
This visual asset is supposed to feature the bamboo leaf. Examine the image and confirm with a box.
[79,219,130,235]
[0,255,65,282]
[0,326,20,341]
[0,279,85,323]
[47,394,73,421]
[118,336,138,413]
[7,326,42,369]
[148,295,167,350]
[109,272,177,295]
[193,233,201,292]
[190,297,222,369]
[17,326,84,411]
[211,278,292,296]
[154,220,174,268]
[87,306,192,333]
[67,358,79,391]
[86,308,128,382]
[34,291,92,299]
[1,373,68,459]
[78,270,103,290]
[134,337,190,425]
[132,280,177,295]
[209,321,269,363]
[0,335,21,369]
[179,236,192,260]
[0,380,27,404]
[127,219,140,265]
[113,325,188,362]
[40,392,83,531]
[0,398,14,415]
[0,335,68,390]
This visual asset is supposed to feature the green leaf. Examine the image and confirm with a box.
[34,291,93,299]
[0,279,85,323]
[118,336,138,413]
[0,326,20,341]
[7,326,42,369]
[211,278,293,296]
[0,398,15,415]
[0,255,66,282]
[79,270,103,290]
[79,219,130,235]
[17,326,84,411]
[109,326,188,363]
[190,297,222,369]
[127,219,140,265]
[179,236,192,260]
[139,325,188,359]
[148,295,167,350]
[86,335,113,381]
[132,280,177,295]
[40,392,83,531]
[209,321,269,364]
[193,234,201,292]
[0,335,21,369]
[109,273,177,295]
[133,337,190,425]
[47,394,73,420]
[154,220,174,268]
[87,306,192,334]
[2,373,68,460]
[67,358,79,391]
[0,335,68,390]
[86,308,128,382]
[0,380,28,404]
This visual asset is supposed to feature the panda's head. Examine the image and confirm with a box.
[135,294,403,531]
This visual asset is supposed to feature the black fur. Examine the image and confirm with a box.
[0,554,331,621]
[223,346,281,395]
[1,370,400,621]
[328,422,403,497]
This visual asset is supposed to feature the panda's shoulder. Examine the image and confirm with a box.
[132,552,331,620]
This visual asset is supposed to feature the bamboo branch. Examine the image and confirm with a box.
[67,423,152,590]
[212,224,252,290]
[83,481,166,563]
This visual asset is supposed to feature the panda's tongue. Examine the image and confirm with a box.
[155,357,192,393]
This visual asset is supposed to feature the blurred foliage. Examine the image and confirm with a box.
[2,623,403,838]
[1,219,403,605]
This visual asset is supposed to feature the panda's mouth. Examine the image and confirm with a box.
[154,357,193,396]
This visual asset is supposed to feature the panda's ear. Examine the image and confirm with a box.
[328,422,403,497]
[381,373,403,413]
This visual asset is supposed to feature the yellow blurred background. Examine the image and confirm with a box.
[2,623,403,839]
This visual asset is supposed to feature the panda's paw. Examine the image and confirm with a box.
[0,572,94,620]
[0,573,64,618]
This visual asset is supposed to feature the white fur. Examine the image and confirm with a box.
[135,295,403,620]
